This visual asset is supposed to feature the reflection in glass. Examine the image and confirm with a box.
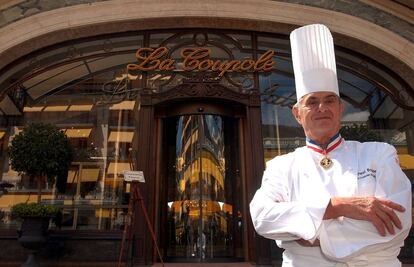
[0,91,135,230]
[166,115,243,260]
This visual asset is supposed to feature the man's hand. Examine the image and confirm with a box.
[324,197,405,236]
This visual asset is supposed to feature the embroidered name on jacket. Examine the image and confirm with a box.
[357,168,377,180]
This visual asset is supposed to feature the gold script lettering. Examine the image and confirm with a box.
[240,60,255,71]
[254,50,275,71]
[127,47,172,71]
[159,59,175,71]
[127,47,275,75]
[217,60,242,76]
[181,48,211,71]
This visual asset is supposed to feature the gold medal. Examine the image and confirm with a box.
[320,156,333,169]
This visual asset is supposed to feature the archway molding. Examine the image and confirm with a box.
[0,0,412,88]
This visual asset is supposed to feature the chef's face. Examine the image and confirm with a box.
[292,91,343,144]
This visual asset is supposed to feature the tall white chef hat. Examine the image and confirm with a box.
[290,24,339,101]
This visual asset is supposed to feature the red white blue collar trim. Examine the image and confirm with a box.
[306,133,343,155]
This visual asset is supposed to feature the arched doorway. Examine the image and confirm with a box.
[161,113,242,261]
[150,84,255,262]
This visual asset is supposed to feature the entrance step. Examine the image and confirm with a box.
[152,263,255,267]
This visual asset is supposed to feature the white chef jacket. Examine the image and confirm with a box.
[250,139,412,267]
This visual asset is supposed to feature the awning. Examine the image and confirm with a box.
[109,100,135,110]
[64,128,92,138]
[0,194,53,209]
[43,105,68,112]
[398,153,414,170]
[67,168,100,183]
[106,162,131,175]
[95,209,112,218]
[108,131,134,143]
[68,104,93,111]
[23,106,44,112]
[1,169,21,182]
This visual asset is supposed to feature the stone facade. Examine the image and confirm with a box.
[0,0,412,42]
[0,0,411,92]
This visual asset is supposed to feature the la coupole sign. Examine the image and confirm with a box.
[127,47,275,76]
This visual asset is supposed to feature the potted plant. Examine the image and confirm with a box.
[10,203,60,267]
[8,123,73,267]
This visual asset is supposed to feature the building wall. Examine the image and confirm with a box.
[0,0,412,40]
[0,0,413,94]
[0,0,413,266]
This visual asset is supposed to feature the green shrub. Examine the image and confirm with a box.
[8,123,73,201]
[340,123,382,142]
[11,203,59,218]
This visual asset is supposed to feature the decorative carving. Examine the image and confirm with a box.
[150,82,251,105]
[249,94,262,107]
[96,73,141,105]
[386,86,414,111]
[7,85,26,112]
[140,92,153,106]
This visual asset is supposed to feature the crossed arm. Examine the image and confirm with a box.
[297,196,406,247]
[324,197,405,236]
[250,145,412,259]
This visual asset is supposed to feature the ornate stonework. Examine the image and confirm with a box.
[144,82,255,106]
[0,0,412,93]
[0,1,411,42]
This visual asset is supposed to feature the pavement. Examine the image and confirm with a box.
[151,264,414,267]
[1,262,414,266]
[152,264,255,267]
[152,264,414,267]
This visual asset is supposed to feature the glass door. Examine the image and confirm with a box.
[164,114,243,262]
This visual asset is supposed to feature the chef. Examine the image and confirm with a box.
[249,24,412,267]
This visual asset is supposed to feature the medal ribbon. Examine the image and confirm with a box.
[306,134,343,157]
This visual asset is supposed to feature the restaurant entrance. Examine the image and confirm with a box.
[159,107,245,262]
